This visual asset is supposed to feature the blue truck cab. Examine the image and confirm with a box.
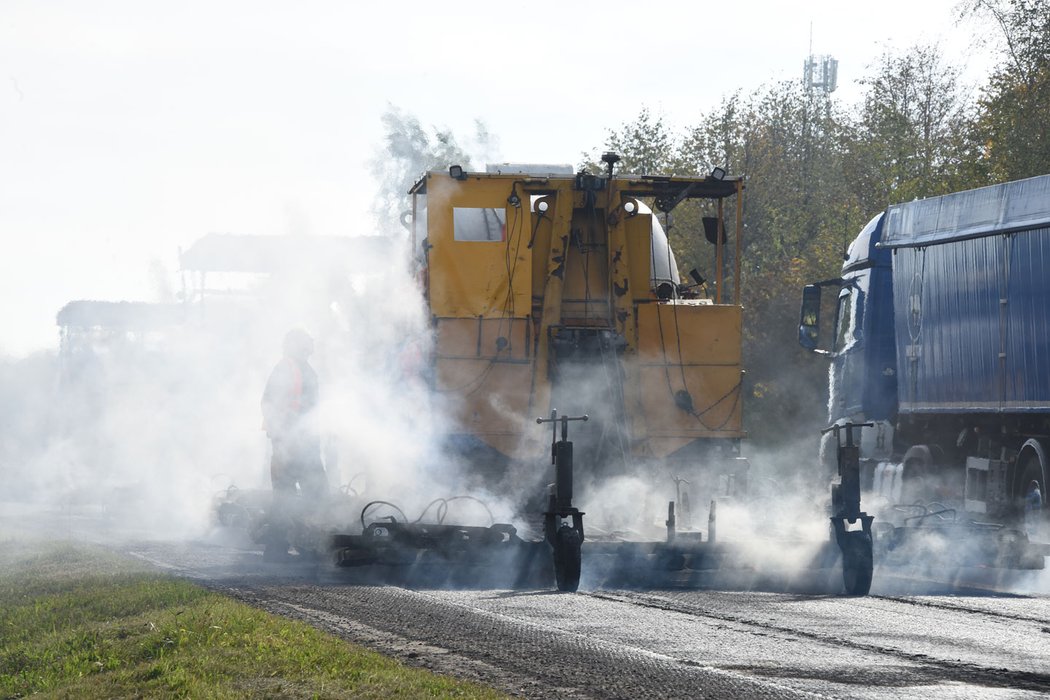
[801,214,896,476]
[800,175,1050,565]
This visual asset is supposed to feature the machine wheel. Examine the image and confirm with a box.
[841,530,873,596]
[553,525,582,592]
[217,501,249,528]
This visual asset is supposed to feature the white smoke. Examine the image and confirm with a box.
[0,229,478,543]
[3,229,1044,595]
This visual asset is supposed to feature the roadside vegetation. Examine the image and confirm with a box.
[0,539,505,699]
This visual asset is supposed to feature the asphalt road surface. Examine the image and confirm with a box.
[9,507,1050,699]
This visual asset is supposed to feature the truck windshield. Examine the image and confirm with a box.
[834,288,853,352]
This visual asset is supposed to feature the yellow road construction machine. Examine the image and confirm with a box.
[413,156,747,487]
[332,156,867,593]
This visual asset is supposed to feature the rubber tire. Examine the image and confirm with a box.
[553,525,582,592]
[217,502,249,528]
[841,530,873,596]
[1012,447,1045,541]
[1017,448,1047,521]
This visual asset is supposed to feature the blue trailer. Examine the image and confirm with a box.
[800,174,1050,572]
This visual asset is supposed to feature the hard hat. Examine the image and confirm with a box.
[283,328,314,359]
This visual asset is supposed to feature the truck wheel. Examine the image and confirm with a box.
[901,445,935,504]
[1016,442,1049,540]
[553,525,582,592]
[841,531,873,596]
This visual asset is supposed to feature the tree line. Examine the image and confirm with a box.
[584,0,1050,445]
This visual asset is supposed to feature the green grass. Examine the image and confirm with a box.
[0,538,506,699]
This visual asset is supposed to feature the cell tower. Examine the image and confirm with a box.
[804,24,838,94]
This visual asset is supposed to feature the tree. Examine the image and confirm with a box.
[716,83,853,445]
[680,92,742,177]
[962,0,1050,179]
[370,106,496,236]
[842,43,979,214]
[583,108,680,175]
[585,8,1049,448]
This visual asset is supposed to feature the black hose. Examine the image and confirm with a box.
[443,495,495,526]
[360,500,408,530]
[414,498,449,524]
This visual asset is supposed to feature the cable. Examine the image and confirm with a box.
[597,331,632,471]
[691,380,743,431]
[582,188,602,319]
[361,497,497,530]
[414,498,449,524]
[360,500,408,529]
[430,204,513,393]
[432,359,496,396]
[654,290,742,431]
[495,198,526,352]
[659,213,692,393]
[655,212,744,432]
[527,204,546,249]
[654,295,678,401]
[442,495,495,526]
[339,472,366,497]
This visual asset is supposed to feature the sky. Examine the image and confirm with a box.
[0,0,993,356]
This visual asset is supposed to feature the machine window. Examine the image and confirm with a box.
[453,207,506,242]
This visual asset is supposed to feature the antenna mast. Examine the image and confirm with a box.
[804,23,839,95]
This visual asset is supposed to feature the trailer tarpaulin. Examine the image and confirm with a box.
[880,174,1050,249]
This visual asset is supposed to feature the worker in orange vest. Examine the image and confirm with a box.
[261,328,328,561]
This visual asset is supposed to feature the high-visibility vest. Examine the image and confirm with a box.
[283,357,303,413]
[262,358,305,432]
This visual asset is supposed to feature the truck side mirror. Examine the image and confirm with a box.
[799,284,822,351]
[702,217,726,245]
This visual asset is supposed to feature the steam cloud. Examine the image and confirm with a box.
[2,230,1045,596]
[0,232,484,543]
